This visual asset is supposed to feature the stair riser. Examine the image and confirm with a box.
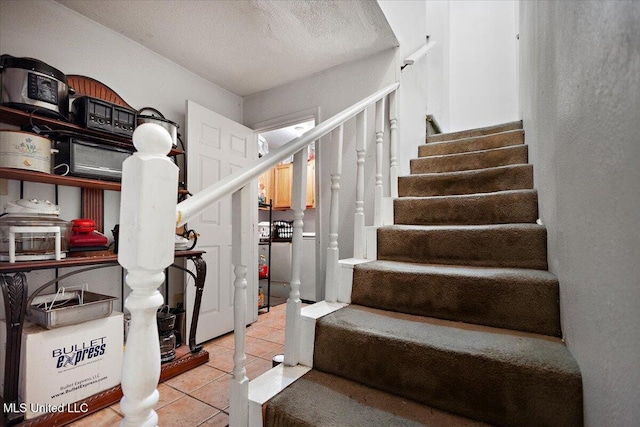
[314,314,582,427]
[352,265,561,336]
[411,145,528,174]
[420,130,524,157]
[426,120,523,143]
[377,225,548,270]
[394,190,538,225]
[398,164,533,197]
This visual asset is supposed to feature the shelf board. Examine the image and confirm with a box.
[0,168,191,194]
[0,106,184,156]
[0,167,122,191]
[0,250,205,273]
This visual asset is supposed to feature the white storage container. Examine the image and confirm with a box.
[0,130,53,173]
[0,312,123,419]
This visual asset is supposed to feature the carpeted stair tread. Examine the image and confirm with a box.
[377,223,548,270]
[313,305,583,427]
[411,144,528,174]
[262,121,583,427]
[394,189,538,225]
[398,164,533,197]
[265,369,491,427]
[352,260,560,336]
[419,129,524,157]
[426,120,523,143]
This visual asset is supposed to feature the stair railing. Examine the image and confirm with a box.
[116,81,399,426]
[401,36,436,70]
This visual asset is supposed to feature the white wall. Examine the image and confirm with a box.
[244,1,429,300]
[519,1,640,425]
[426,0,519,132]
[244,50,397,300]
[0,0,242,125]
[0,0,242,310]
[425,1,451,131]
[377,0,429,176]
[449,0,519,131]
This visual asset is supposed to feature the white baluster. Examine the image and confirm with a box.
[354,111,367,259]
[325,125,343,303]
[374,98,385,226]
[389,90,398,199]
[229,185,251,426]
[118,124,178,427]
[285,147,308,366]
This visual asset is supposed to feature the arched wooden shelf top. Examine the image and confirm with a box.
[67,75,134,109]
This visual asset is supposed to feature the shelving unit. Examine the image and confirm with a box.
[0,104,204,426]
[0,106,184,157]
[258,200,272,312]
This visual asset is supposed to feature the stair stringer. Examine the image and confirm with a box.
[248,364,311,427]
[248,229,378,425]
[248,301,347,427]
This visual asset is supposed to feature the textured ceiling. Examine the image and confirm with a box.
[56,0,398,97]
[260,119,315,149]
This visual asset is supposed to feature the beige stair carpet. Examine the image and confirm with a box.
[265,120,582,427]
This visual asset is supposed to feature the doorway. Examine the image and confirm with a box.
[256,117,319,308]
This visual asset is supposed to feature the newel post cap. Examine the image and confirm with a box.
[133,122,173,155]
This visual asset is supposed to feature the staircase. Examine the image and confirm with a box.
[264,121,583,426]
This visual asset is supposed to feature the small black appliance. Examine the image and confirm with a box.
[72,96,136,138]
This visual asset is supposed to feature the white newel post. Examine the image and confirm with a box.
[389,90,398,198]
[230,185,251,426]
[284,147,308,366]
[118,124,178,427]
[353,111,367,259]
[325,125,344,303]
[374,98,386,226]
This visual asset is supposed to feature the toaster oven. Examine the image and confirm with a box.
[54,138,133,181]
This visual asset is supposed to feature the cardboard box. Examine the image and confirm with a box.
[0,312,123,419]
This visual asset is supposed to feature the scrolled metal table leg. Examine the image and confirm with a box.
[1,273,28,426]
[187,255,206,353]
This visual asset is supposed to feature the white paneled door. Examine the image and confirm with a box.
[185,100,258,343]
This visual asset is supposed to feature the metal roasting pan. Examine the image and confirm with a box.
[28,290,117,329]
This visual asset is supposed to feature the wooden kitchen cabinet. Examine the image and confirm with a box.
[306,159,315,208]
[273,163,293,209]
[258,168,274,204]
[269,160,315,210]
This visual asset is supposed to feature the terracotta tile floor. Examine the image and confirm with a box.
[68,303,287,427]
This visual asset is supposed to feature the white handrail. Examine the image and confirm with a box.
[175,81,400,227]
[117,82,400,426]
[402,39,436,69]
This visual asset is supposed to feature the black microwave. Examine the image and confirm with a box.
[54,138,133,181]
